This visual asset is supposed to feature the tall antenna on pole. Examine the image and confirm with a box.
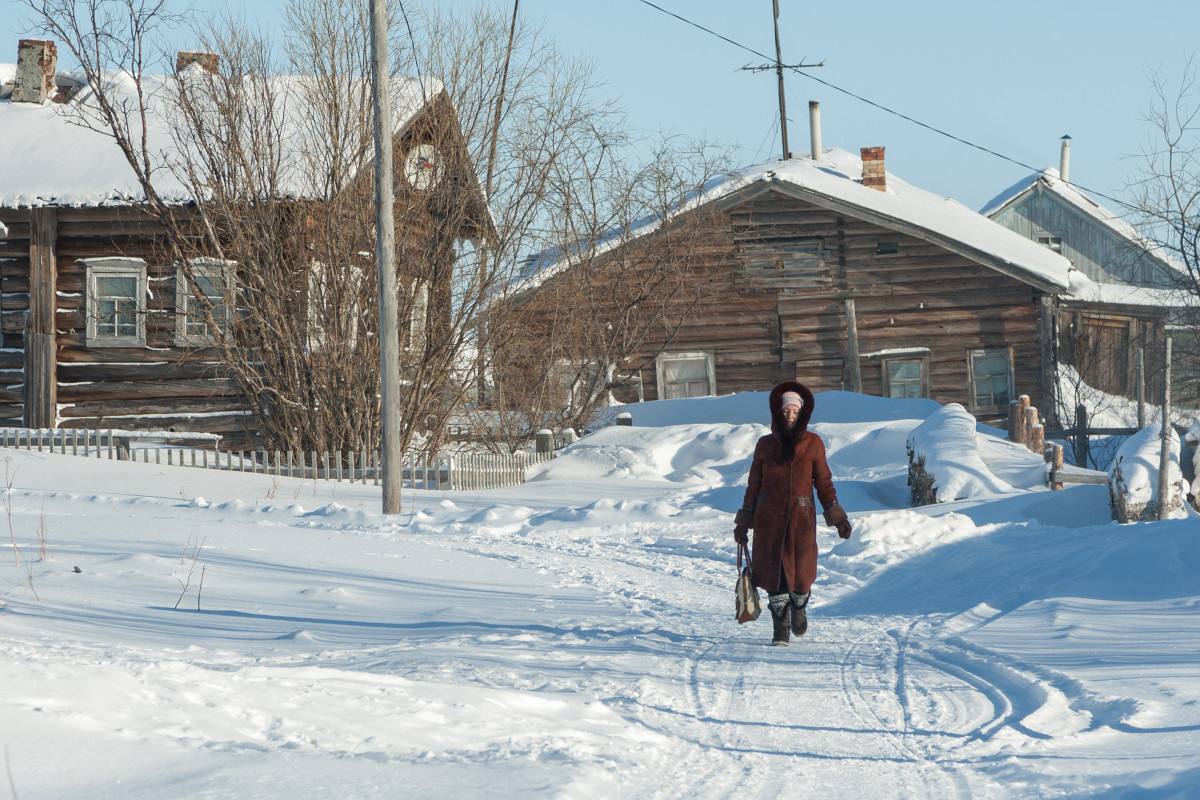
[772,0,789,159]
[740,1,823,161]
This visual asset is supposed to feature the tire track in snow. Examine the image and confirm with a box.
[839,619,969,799]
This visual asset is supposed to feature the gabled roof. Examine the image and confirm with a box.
[517,147,1072,294]
[980,166,1186,279]
[0,63,442,208]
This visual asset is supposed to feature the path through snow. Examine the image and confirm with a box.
[0,392,1198,797]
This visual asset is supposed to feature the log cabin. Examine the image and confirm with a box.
[0,40,490,446]
[982,136,1192,407]
[503,110,1077,424]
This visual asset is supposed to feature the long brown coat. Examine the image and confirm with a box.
[740,381,847,594]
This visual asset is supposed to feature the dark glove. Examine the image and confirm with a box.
[734,507,755,529]
[835,519,852,540]
[734,525,749,545]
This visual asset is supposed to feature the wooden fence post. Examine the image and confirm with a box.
[1075,403,1088,468]
[1157,337,1173,520]
[1050,443,1064,490]
[1137,347,1146,429]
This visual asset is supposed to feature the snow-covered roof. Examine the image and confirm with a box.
[1062,269,1193,310]
[980,167,1186,279]
[0,63,440,208]
[517,147,1072,294]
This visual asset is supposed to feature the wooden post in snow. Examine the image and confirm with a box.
[1157,337,1173,521]
[1075,403,1088,468]
[844,298,862,393]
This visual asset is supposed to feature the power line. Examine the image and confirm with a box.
[631,0,1144,217]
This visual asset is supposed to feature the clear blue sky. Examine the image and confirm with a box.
[3,0,1198,209]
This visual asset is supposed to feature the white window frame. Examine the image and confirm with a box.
[880,353,930,398]
[967,347,1014,415]
[406,280,429,352]
[1036,234,1063,253]
[84,257,147,348]
[175,258,236,347]
[655,351,716,400]
[307,260,368,352]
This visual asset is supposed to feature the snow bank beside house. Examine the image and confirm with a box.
[1108,422,1189,520]
[907,403,1016,501]
[608,389,941,429]
[528,422,766,484]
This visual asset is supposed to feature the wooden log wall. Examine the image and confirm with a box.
[0,208,29,423]
[0,205,256,446]
[612,190,1047,416]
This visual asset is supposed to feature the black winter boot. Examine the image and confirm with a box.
[789,591,810,637]
[768,593,790,646]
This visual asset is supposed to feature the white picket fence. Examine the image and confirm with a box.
[0,427,556,491]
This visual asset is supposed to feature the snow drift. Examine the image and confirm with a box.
[906,403,1016,501]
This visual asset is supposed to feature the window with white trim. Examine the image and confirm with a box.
[407,280,429,352]
[882,356,928,398]
[175,258,235,346]
[306,260,366,352]
[1036,234,1063,253]
[968,349,1013,413]
[84,258,147,347]
[656,351,715,399]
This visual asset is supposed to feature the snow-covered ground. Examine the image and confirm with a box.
[2,390,1199,798]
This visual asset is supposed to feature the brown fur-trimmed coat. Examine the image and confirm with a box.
[736,381,847,594]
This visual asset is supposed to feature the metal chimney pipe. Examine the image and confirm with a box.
[1059,135,1072,183]
[809,100,823,161]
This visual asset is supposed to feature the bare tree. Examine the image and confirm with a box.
[479,137,732,450]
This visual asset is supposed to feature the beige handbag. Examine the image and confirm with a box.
[735,543,761,623]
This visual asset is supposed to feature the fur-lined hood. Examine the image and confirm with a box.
[768,381,815,463]
[768,381,814,435]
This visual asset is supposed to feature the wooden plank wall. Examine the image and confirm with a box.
[1058,307,1165,401]
[0,206,256,446]
[615,190,1047,417]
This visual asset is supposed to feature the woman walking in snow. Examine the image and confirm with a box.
[734,381,852,645]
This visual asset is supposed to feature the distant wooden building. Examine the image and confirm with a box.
[0,40,489,445]
[504,132,1075,423]
[982,137,1188,404]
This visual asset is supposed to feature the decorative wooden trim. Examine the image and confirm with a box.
[174,258,236,347]
[82,257,148,348]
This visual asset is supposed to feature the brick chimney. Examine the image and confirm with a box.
[12,39,57,104]
[860,147,886,191]
[175,51,219,74]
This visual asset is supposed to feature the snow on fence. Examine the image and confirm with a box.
[0,428,554,490]
[1108,423,1188,523]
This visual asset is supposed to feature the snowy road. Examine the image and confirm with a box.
[2,395,1199,798]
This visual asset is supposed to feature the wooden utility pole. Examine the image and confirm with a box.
[771,0,789,159]
[370,0,403,514]
[1157,337,1173,520]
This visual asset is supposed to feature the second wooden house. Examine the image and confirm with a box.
[503,112,1075,423]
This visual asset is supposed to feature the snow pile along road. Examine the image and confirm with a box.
[1,387,1198,799]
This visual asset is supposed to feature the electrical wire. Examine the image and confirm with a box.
[631,0,1144,216]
